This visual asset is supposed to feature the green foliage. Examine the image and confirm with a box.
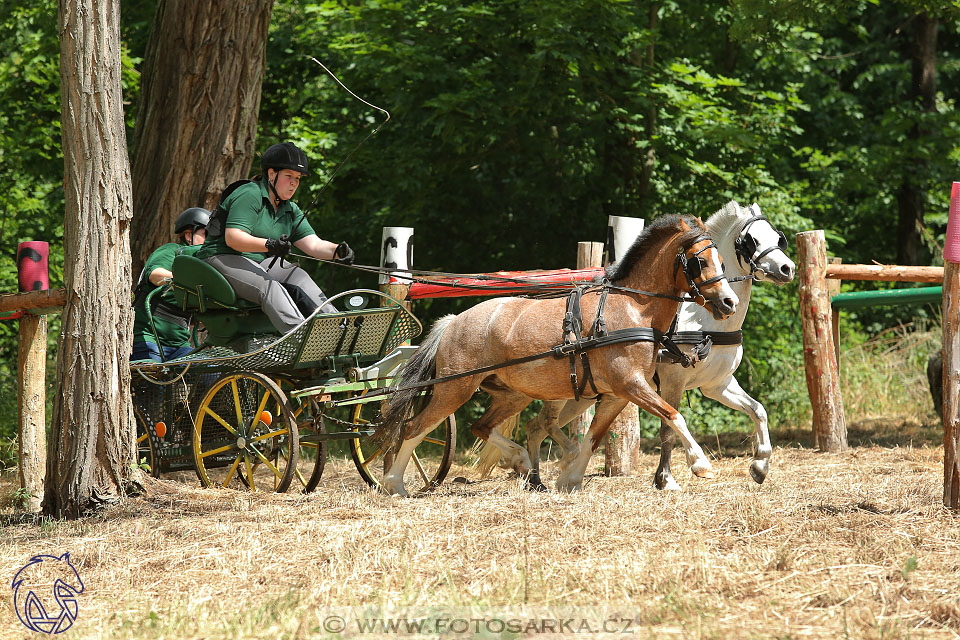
[1,0,958,463]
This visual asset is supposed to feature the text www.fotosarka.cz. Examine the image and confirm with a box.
[319,614,641,635]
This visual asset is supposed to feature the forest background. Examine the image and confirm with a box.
[1,0,958,466]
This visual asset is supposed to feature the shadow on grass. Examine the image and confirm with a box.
[636,416,944,459]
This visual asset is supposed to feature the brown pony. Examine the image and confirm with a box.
[380,215,739,495]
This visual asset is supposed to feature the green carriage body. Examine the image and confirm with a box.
[130,255,455,493]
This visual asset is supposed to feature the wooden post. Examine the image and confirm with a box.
[944,262,960,508]
[797,231,847,452]
[602,215,646,476]
[18,314,47,512]
[379,226,414,307]
[826,257,843,371]
[16,241,51,512]
[942,182,960,509]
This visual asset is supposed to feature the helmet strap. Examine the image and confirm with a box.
[268,170,286,206]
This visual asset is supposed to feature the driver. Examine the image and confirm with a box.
[195,142,354,334]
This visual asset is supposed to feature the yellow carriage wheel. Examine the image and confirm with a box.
[133,406,159,478]
[193,372,299,492]
[348,391,456,493]
[276,379,328,493]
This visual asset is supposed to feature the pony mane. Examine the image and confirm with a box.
[605,214,706,283]
[703,200,749,243]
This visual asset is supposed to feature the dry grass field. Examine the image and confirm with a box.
[1,419,959,640]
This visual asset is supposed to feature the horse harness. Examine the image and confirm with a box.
[557,235,732,401]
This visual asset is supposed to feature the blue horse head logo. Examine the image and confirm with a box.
[11,552,85,634]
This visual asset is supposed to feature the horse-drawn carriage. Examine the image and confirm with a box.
[130,254,455,493]
[132,203,794,496]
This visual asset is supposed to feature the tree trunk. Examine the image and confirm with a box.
[636,3,659,201]
[129,0,274,275]
[46,0,135,519]
[897,13,938,266]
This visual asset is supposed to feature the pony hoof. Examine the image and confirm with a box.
[381,479,408,497]
[690,459,714,479]
[556,483,581,493]
[525,476,549,492]
[749,460,769,484]
[654,476,682,491]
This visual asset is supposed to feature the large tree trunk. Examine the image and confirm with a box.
[129,0,274,275]
[46,0,135,519]
[897,13,938,266]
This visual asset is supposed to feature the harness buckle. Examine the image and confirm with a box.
[553,342,578,357]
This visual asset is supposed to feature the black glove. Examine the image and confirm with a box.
[265,234,291,258]
[334,241,355,265]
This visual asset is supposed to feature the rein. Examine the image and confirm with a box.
[341,232,733,404]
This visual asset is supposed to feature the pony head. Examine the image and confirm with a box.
[717,201,795,284]
[674,216,739,320]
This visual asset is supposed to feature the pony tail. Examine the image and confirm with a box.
[379,315,456,444]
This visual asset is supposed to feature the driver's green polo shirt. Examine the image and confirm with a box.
[195,177,316,262]
[132,243,200,346]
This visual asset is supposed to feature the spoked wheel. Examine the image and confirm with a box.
[286,392,328,493]
[349,391,456,493]
[193,372,299,492]
[133,406,160,478]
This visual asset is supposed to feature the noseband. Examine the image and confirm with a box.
[734,213,788,276]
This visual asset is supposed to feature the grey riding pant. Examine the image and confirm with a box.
[203,254,335,334]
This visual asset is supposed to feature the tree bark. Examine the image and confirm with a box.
[129,0,274,275]
[46,0,135,519]
[897,13,938,266]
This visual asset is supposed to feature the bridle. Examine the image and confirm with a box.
[675,235,729,305]
[734,212,788,277]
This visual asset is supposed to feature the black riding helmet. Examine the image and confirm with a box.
[174,207,211,234]
[261,142,310,176]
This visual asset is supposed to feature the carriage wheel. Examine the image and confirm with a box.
[286,392,328,493]
[193,372,299,492]
[133,406,160,478]
[349,391,456,493]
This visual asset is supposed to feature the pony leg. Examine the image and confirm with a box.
[551,398,596,473]
[382,379,477,497]
[556,396,628,493]
[382,424,441,497]
[469,386,536,478]
[618,380,714,480]
[653,383,684,491]
[523,401,563,491]
[701,376,772,484]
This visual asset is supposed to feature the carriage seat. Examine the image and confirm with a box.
[171,254,277,347]
[171,254,260,312]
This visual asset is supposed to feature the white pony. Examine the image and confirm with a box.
[479,201,795,491]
